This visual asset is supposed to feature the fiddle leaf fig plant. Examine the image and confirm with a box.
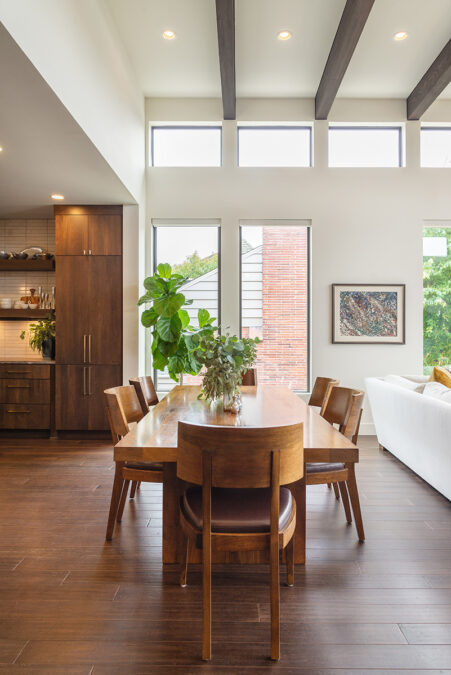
[193,333,261,402]
[138,263,216,382]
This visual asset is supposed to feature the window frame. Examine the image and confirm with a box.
[237,125,313,168]
[328,124,403,168]
[420,126,451,168]
[150,125,223,168]
[151,221,222,390]
[239,222,311,394]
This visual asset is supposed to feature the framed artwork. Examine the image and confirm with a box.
[332,284,405,344]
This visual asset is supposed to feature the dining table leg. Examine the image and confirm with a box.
[292,475,306,564]
[162,463,179,563]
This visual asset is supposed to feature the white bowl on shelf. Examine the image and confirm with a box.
[0,298,12,309]
[28,303,38,310]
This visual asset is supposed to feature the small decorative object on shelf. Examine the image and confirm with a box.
[20,312,56,360]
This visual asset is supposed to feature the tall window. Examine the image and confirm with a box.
[329,125,403,167]
[240,223,310,391]
[152,222,220,392]
[238,126,312,167]
[421,127,451,167]
[423,226,451,373]
[151,126,222,167]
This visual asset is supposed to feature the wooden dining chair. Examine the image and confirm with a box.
[241,367,257,386]
[306,386,365,542]
[177,421,303,661]
[129,375,159,416]
[104,385,163,541]
[308,376,339,414]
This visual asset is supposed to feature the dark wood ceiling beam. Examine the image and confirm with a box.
[216,0,236,120]
[315,0,375,120]
[407,40,451,120]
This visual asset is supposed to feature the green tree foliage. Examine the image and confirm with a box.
[173,251,218,279]
[423,228,451,370]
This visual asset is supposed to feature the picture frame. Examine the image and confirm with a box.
[332,284,405,344]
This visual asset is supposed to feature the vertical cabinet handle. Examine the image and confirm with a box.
[88,335,92,363]
[83,249,86,255]
[88,366,92,395]
[88,250,92,255]
[83,334,87,363]
[83,367,87,396]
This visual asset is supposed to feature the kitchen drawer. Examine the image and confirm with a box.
[0,403,50,429]
[0,379,50,405]
[0,364,51,380]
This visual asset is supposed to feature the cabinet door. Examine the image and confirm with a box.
[88,256,122,364]
[87,365,122,430]
[55,215,88,255]
[55,365,89,429]
[88,215,122,255]
[56,256,90,363]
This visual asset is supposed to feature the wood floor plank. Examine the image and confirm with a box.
[400,623,451,644]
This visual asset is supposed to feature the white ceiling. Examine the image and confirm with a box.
[106,0,451,100]
[0,23,134,219]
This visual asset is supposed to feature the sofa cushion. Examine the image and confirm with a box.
[385,374,426,393]
[430,366,451,389]
[423,381,451,404]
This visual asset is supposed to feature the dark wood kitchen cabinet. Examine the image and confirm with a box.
[55,205,123,432]
[55,206,121,256]
[0,363,53,431]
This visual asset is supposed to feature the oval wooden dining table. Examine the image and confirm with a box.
[114,385,358,565]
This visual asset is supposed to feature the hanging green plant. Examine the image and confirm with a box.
[138,263,216,382]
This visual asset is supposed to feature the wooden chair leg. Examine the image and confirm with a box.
[286,536,294,587]
[346,463,365,542]
[180,536,190,588]
[202,537,212,660]
[137,481,141,490]
[270,539,280,660]
[116,480,130,523]
[327,483,332,489]
[105,461,125,541]
[338,481,352,524]
[129,481,137,499]
[332,482,340,500]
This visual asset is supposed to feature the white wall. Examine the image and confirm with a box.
[0,0,145,202]
[146,97,451,434]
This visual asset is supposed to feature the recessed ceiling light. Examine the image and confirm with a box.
[51,194,64,200]
[162,30,176,40]
[394,31,408,41]
[278,30,292,41]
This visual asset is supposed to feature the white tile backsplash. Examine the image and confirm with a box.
[0,219,55,359]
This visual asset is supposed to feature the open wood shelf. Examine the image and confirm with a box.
[0,259,55,272]
[0,309,52,320]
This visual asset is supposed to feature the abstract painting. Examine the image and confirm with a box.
[332,284,405,344]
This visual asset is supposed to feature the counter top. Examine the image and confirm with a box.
[0,358,55,364]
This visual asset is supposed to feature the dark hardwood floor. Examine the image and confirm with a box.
[0,436,450,673]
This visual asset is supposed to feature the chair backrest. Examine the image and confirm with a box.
[177,421,303,488]
[104,385,144,444]
[322,386,364,445]
[129,376,159,415]
[241,368,257,386]
[308,377,339,411]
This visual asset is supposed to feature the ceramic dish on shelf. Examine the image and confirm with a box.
[11,251,28,259]
[0,250,9,259]
[19,246,43,259]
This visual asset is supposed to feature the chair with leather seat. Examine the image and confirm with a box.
[308,376,339,414]
[241,367,257,386]
[129,375,159,416]
[104,385,163,541]
[306,386,365,542]
[177,420,303,661]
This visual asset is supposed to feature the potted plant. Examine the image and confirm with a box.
[138,263,216,383]
[20,312,56,359]
[194,333,261,411]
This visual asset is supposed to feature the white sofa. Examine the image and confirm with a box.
[365,376,451,501]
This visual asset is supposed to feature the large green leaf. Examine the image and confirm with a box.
[158,340,179,357]
[143,276,166,297]
[178,309,190,329]
[157,263,172,279]
[198,308,210,328]
[137,291,153,306]
[154,293,185,318]
[141,307,159,327]
[152,350,168,370]
[168,354,185,375]
[156,314,182,342]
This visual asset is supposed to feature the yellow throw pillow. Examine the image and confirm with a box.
[429,366,451,388]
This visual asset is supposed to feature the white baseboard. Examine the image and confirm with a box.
[359,422,376,436]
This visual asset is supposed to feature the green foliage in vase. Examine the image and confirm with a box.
[423,228,451,371]
[19,313,55,353]
[193,333,261,402]
[138,263,216,382]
